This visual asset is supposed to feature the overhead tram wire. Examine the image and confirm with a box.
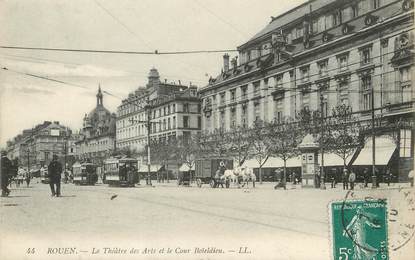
[1,66,88,89]
[0,45,238,55]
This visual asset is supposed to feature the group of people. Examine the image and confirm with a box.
[1,151,63,197]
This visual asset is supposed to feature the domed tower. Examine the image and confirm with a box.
[147,67,160,88]
[96,85,103,106]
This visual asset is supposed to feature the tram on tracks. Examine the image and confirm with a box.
[72,162,98,185]
[103,157,139,187]
[40,166,49,184]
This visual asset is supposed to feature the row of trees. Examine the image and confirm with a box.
[119,104,407,185]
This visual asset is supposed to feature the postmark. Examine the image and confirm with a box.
[330,194,389,260]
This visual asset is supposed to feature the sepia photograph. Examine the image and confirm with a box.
[0,0,414,259]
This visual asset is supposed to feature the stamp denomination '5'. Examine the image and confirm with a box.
[331,200,388,260]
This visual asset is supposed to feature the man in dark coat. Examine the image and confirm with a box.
[1,151,12,197]
[48,155,62,197]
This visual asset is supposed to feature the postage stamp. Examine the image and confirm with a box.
[330,199,389,260]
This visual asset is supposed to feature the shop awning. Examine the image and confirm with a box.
[138,164,163,173]
[318,152,354,167]
[242,156,301,168]
[179,164,195,172]
[353,136,396,166]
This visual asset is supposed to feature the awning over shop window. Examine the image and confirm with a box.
[179,164,195,172]
[352,136,396,166]
[138,164,163,173]
[242,156,301,168]
[318,152,354,167]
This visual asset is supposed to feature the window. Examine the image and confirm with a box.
[361,75,372,111]
[183,103,189,113]
[197,116,201,129]
[253,81,260,96]
[275,74,283,88]
[352,5,359,18]
[168,105,171,114]
[371,0,380,10]
[254,103,260,121]
[300,66,310,82]
[333,11,342,26]
[220,111,225,129]
[274,98,283,123]
[295,26,303,39]
[400,129,412,157]
[325,14,334,29]
[230,108,236,127]
[163,107,166,116]
[197,104,201,113]
[359,0,369,13]
[318,16,326,32]
[241,105,248,128]
[183,116,189,128]
[360,47,372,65]
[163,119,166,131]
[230,89,236,102]
[400,67,412,103]
[241,85,248,99]
[312,19,319,33]
[172,116,176,128]
[338,54,349,71]
[220,92,226,105]
[172,104,176,113]
[318,60,328,77]
[338,81,349,105]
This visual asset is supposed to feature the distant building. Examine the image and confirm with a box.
[6,121,71,168]
[116,68,201,152]
[75,86,116,164]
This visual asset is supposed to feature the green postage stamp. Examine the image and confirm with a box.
[330,199,389,260]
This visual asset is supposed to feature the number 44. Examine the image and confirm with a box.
[339,247,352,260]
[26,248,35,254]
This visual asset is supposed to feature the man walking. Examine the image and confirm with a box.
[48,155,62,197]
[342,168,349,190]
[349,170,356,190]
[1,151,12,197]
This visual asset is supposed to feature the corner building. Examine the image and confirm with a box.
[116,68,201,152]
[199,0,414,178]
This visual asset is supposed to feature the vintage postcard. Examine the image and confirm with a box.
[1,0,414,259]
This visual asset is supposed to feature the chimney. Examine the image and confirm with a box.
[223,53,230,72]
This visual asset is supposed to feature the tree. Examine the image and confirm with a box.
[150,138,175,182]
[226,126,253,167]
[268,118,302,186]
[248,120,272,184]
[326,104,363,170]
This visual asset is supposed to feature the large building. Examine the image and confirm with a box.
[199,0,414,177]
[75,86,116,164]
[116,68,201,152]
[6,121,72,169]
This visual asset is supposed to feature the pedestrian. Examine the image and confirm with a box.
[48,155,62,197]
[331,169,337,188]
[385,168,392,186]
[25,170,31,187]
[349,170,356,190]
[363,168,369,188]
[1,151,12,197]
[342,168,349,190]
[408,170,414,187]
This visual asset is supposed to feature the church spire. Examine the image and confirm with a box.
[96,84,103,106]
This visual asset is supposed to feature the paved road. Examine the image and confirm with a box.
[1,180,414,260]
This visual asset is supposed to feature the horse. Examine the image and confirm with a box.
[233,166,256,188]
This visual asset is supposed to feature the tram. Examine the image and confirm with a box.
[103,157,139,187]
[72,162,98,185]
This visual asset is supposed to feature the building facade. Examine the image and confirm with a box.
[199,0,414,177]
[116,68,201,152]
[75,87,116,164]
[6,121,72,169]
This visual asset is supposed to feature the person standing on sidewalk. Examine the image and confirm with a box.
[348,170,356,190]
[48,155,62,197]
[1,151,12,197]
[342,169,349,190]
[25,169,31,187]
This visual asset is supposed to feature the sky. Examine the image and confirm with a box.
[0,0,307,147]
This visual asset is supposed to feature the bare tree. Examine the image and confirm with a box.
[326,104,363,170]
[248,120,272,184]
[226,126,252,167]
[268,118,302,186]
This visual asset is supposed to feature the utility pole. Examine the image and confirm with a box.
[320,94,326,190]
[371,83,377,188]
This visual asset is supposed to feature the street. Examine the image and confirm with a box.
[1,180,414,260]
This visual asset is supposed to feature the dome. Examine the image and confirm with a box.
[148,68,160,78]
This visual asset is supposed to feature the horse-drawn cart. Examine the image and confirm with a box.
[195,159,233,188]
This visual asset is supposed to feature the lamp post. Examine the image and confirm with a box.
[320,94,326,190]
